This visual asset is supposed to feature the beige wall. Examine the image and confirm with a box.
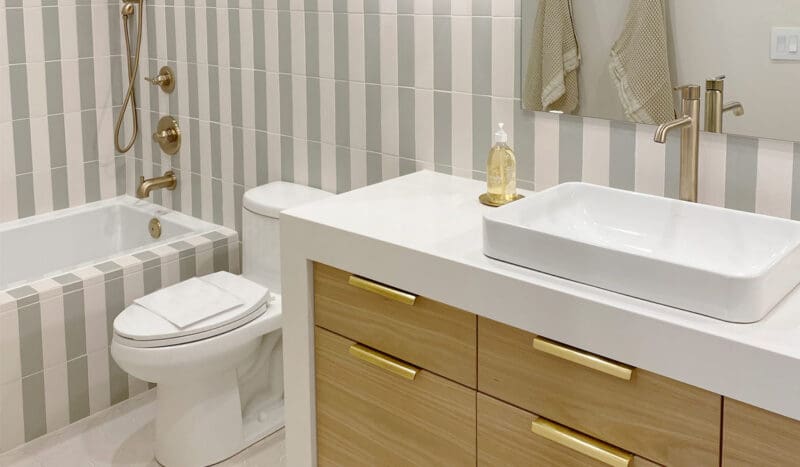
[523,0,800,142]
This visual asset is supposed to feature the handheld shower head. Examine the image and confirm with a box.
[115,0,145,153]
[121,0,139,16]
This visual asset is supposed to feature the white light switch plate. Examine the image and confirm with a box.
[771,27,800,60]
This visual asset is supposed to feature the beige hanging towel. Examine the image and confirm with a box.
[609,0,675,124]
[523,0,580,114]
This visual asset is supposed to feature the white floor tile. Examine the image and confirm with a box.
[0,390,287,467]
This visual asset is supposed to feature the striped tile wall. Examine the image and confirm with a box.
[135,0,800,233]
[0,228,240,452]
[1,0,799,453]
[0,0,130,223]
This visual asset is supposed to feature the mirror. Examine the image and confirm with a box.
[521,0,800,143]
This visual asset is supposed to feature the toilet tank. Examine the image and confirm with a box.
[241,182,333,294]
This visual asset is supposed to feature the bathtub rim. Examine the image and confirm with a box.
[0,196,232,294]
[0,195,215,234]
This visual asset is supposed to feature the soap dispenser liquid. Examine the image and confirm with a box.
[485,123,518,205]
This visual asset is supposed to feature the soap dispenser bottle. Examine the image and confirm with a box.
[481,123,520,206]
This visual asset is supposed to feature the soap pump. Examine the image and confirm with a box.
[480,123,523,207]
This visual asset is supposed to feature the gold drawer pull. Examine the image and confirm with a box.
[533,336,634,381]
[531,418,633,467]
[348,275,417,305]
[348,344,419,381]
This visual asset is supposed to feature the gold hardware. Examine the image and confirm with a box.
[153,116,181,155]
[654,84,700,202]
[145,66,175,93]
[114,0,145,153]
[673,84,701,100]
[348,275,417,305]
[479,192,525,207]
[533,336,634,381]
[137,171,177,198]
[348,344,419,380]
[148,218,162,239]
[531,418,633,467]
[704,76,744,133]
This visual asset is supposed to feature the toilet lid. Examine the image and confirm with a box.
[113,271,270,346]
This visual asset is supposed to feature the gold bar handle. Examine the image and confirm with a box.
[348,275,417,305]
[348,344,419,381]
[531,418,633,467]
[533,336,634,381]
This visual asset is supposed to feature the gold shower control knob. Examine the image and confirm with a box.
[145,66,175,93]
[153,116,181,155]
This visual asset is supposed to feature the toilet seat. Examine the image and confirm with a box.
[114,272,270,348]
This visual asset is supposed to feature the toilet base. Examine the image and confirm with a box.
[153,371,285,467]
[154,369,243,467]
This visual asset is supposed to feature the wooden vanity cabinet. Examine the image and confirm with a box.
[314,327,476,466]
[722,398,800,466]
[314,263,477,388]
[478,317,722,467]
[478,393,662,467]
[312,263,799,467]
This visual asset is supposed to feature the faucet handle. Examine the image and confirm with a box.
[674,84,701,100]
[145,66,175,94]
[706,75,726,91]
[152,116,181,155]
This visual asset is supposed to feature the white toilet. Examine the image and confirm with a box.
[110,182,332,467]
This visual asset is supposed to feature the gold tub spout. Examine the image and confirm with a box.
[137,171,177,198]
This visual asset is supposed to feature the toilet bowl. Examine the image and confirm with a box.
[110,182,332,467]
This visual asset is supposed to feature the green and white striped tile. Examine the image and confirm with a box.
[0,227,239,453]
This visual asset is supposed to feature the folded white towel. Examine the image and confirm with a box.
[134,276,244,329]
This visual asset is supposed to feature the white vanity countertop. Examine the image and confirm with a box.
[280,170,800,464]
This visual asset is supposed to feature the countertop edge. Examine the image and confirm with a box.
[281,209,800,423]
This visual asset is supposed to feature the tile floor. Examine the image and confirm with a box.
[0,390,286,467]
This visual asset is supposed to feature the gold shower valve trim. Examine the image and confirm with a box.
[153,116,181,155]
[145,66,175,94]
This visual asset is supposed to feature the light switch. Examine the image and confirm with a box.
[772,27,800,60]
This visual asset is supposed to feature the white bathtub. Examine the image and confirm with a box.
[0,197,240,453]
[0,196,219,291]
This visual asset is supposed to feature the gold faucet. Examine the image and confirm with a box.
[137,171,177,198]
[704,76,744,133]
[654,85,701,202]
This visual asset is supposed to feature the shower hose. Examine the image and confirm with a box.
[113,0,145,154]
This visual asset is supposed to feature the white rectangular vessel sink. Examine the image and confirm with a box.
[483,183,800,323]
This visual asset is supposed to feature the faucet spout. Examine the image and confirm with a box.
[723,101,744,117]
[137,171,177,198]
[653,84,701,202]
[653,116,693,143]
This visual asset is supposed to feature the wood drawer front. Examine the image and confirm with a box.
[478,317,721,467]
[723,398,800,466]
[478,393,661,467]
[314,327,477,467]
[314,263,477,388]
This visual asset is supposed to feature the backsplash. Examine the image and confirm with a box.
[2,1,798,224]
[0,1,127,222]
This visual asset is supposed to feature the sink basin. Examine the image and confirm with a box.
[482,183,800,323]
